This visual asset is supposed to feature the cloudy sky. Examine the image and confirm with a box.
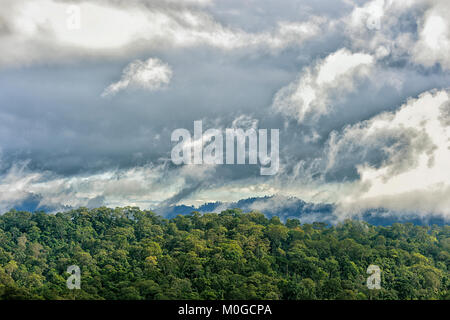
[0,0,449,220]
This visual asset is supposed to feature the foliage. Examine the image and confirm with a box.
[0,207,448,300]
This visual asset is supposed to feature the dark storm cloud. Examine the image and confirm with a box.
[0,47,298,175]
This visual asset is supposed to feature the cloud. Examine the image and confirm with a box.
[323,113,436,182]
[272,48,374,123]
[412,0,450,69]
[101,58,173,97]
[1,0,447,72]
[0,158,218,212]
[0,0,323,67]
[251,88,450,221]
[0,161,43,211]
[328,89,450,217]
[341,0,450,71]
[2,0,450,223]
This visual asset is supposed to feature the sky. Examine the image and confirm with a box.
[0,0,449,221]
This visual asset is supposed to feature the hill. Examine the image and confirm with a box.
[156,195,448,226]
[0,207,448,300]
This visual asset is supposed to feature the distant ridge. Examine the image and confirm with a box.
[155,195,448,226]
[10,194,448,226]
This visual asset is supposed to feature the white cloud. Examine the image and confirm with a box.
[0,162,43,209]
[0,0,323,67]
[330,89,450,217]
[272,48,374,123]
[349,0,386,31]
[262,88,450,221]
[101,58,172,97]
[2,0,447,72]
[412,1,450,69]
[341,0,450,70]
[0,159,218,212]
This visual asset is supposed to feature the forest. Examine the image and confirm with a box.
[0,207,448,300]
